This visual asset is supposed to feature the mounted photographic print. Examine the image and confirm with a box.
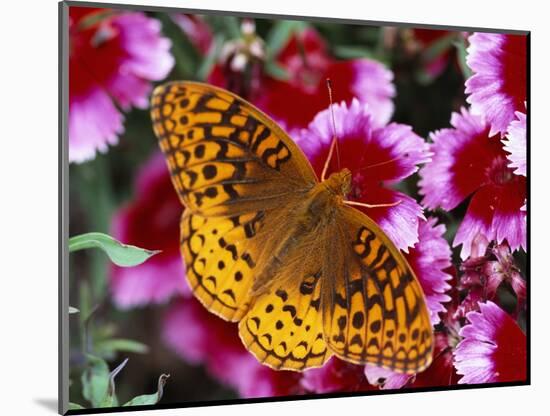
[59,1,530,414]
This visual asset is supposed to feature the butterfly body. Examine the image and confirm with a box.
[250,169,350,295]
[151,81,433,374]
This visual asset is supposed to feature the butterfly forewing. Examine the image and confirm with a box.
[151,81,317,217]
[321,206,433,374]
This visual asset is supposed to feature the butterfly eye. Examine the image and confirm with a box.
[341,169,352,196]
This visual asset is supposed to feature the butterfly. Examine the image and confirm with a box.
[150,81,433,374]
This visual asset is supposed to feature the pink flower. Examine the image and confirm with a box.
[69,8,174,163]
[453,301,526,384]
[419,108,526,259]
[465,33,527,137]
[162,298,247,380]
[162,299,303,398]
[110,152,188,308]
[209,27,395,130]
[405,217,453,325]
[297,99,431,250]
[301,357,372,393]
[503,111,527,177]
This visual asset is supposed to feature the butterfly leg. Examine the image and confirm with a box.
[344,199,402,209]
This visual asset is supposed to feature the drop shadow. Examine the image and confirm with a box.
[34,398,58,414]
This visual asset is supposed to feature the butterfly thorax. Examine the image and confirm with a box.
[251,169,352,294]
[300,168,353,228]
[322,168,352,198]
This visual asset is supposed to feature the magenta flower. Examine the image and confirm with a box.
[301,357,372,394]
[465,33,527,137]
[484,243,526,303]
[411,332,460,388]
[459,242,526,315]
[366,333,460,390]
[419,108,526,259]
[405,218,452,325]
[235,360,304,398]
[455,283,484,320]
[162,299,303,398]
[454,301,526,384]
[364,364,410,390]
[110,152,188,308]
[69,8,174,163]
[262,28,395,129]
[503,111,527,177]
[297,99,431,250]
[209,27,395,130]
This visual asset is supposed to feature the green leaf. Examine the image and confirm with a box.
[78,10,120,30]
[158,14,201,79]
[265,20,307,59]
[69,306,80,314]
[123,374,170,407]
[78,280,94,354]
[264,61,290,81]
[71,154,116,299]
[81,356,129,408]
[69,232,160,267]
[99,358,128,408]
[225,16,241,39]
[421,33,457,63]
[197,34,225,81]
[333,45,375,60]
[68,402,86,410]
[81,355,110,408]
[99,394,117,408]
[454,38,473,80]
[78,281,92,325]
[96,338,149,359]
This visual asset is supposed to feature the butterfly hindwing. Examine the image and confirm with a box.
[151,81,317,217]
[181,209,267,321]
[321,206,433,374]
[237,208,335,371]
[239,269,331,371]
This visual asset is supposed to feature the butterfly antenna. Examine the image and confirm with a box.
[354,153,410,174]
[321,78,341,181]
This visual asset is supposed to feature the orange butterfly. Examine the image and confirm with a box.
[150,81,433,374]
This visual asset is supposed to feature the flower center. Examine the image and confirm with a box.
[349,172,365,200]
[486,155,514,185]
